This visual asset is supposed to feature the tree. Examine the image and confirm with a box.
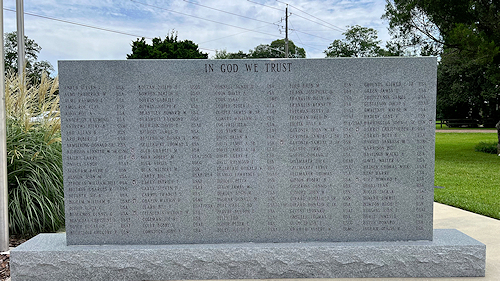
[127,31,208,59]
[214,40,306,59]
[325,25,385,57]
[249,39,306,58]
[383,0,500,124]
[214,49,248,59]
[4,31,54,83]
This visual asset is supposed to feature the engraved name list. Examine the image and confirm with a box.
[59,58,436,245]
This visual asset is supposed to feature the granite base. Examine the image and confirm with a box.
[10,229,485,281]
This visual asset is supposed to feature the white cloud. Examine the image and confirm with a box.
[3,0,391,73]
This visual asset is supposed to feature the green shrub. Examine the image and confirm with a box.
[474,141,498,154]
[5,72,64,236]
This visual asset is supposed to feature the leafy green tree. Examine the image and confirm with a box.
[4,31,54,83]
[249,39,306,58]
[214,40,305,59]
[325,25,386,57]
[383,0,500,124]
[214,49,248,59]
[127,31,208,59]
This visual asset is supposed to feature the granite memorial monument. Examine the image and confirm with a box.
[10,58,486,280]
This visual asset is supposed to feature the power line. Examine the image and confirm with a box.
[199,47,217,52]
[290,29,338,32]
[3,7,152,39]
[289,20,326,55]
[292,12,344,32]
[244,1,339,48]
[246,0,282,11]
[289,20,333,54]
[275,0,345,32]
[292,28,334,42]
[3,3,331,55]
[183,0,277,26]
[199,21,282,45]
[131,0,280,39]
[2,6,254,55]
[289,21,304,46]
[290,32,326,54]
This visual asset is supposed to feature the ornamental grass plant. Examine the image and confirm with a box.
[5,72,64,236]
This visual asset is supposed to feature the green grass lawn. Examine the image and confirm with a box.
[434,132,500,219]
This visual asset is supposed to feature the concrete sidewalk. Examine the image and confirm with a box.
[431,202,498,281]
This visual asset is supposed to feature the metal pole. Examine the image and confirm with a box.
[285,5,289,58]
[17,0,25,79]
[0,0,11,252]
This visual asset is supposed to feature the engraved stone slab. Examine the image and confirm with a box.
[10,230,486,280]
[59,58,437,245]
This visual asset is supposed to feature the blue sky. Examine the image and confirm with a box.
[3,0,390,74]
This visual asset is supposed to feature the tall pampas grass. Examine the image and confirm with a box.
[5,71,64,236]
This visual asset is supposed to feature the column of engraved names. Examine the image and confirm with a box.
[263,83,281,234]
[413,82,433,231]
[287,82,337,235]
[214,84,256,236]
[361,82,408,234]
[115,85,135,236]
[189,84,213,235]
[340,82,357,233]
[137,85,185,237]
[61,85,114,237]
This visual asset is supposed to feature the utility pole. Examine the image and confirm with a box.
[285,4,289,58]
[17,0,25,80]
[1,0,10,252]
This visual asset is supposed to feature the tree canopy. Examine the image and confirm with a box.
[127,32,208,59]
[325,25,384,57]
[215,39,306,59]
[384,0,500,123]
[214,49,248,59]
[4,31,53,83]
[249,39,306,58]
[324,25,403,57]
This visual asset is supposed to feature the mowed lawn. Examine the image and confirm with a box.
[434,132,500,219]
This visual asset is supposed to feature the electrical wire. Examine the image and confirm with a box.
[199,21,282,44]
[183,0,277,26]
[244,0,341,51]
[3,7,152,39]
[289,20,331,54]
[246,0,282,11]
[290,32,326,53]
[275,0,345,32]
[4,2,335,56]
[4,7,216,53]
[293,29,334,42]
[131,0,280,39]
[3,5,273,54]
[292,12,344,32]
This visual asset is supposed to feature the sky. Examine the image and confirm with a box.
[3,0,391,74]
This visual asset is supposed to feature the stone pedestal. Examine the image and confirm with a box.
[10,229,485,281]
